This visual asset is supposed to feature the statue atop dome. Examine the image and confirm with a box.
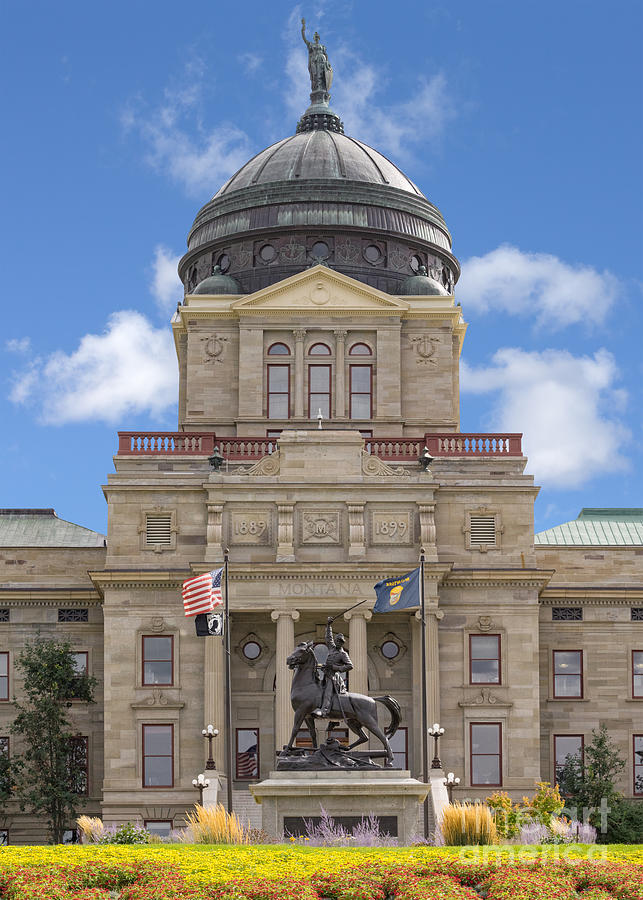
[301,18,333,95]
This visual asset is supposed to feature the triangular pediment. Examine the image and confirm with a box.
[230,266,410,315]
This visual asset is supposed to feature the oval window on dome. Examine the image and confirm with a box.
[242,640,262,661]
[308,343,331,356]
[259,244,277,263]
[410,255,423,274]
[217,253,231,273]
[311,241,330,260]
[349,343,372,356]
[267,342,291,355]
[381,640,400,660]
[364,244,382,264]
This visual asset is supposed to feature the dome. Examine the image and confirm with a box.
[191,266,241,295]
[214,132,425,198]
[179,30,459,298]
[398,266,450,297]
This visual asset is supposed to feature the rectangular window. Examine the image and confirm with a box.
[634,735,643,796]
[470,635,501,684]
[552,607,583,621]
[349,365,372,419]
[390,726,408,770]
[144,819,173,837]
[72,652,88,676]
[67,736,88,796]
[308,364,331,418]
[145,515,172,547]
[470,722,502,786]
[0,830,7,846]
[142,636,174,686]
[58,609,89,623]
[0,737,9,798]
[553,734,583,790]
[553,650,583,698]
[235,728,259,780]
[267,365,290,419]
[142,724,174,788]
[0,653,7,701]
[633,651,643,698]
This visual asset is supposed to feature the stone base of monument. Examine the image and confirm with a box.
[249,770,429,844]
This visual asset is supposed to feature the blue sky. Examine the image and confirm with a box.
[1,0,641,536]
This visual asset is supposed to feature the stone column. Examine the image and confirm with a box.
[293,329,306,418]
[204,637,226,770]
[411,605,443,778]
[334,329,347,418]
[271,609,300,750]
[344,609,372,695]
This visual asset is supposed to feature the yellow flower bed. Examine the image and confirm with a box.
[0,843,641,886]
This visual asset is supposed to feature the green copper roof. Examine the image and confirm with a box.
[535,508,643,546]
[0,509,105,547]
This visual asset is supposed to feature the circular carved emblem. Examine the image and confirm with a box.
[310,281,330,305]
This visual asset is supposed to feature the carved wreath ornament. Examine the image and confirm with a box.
[202,334,228,364]
[409,334,440,366]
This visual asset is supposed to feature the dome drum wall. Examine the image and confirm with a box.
[183,230,457,296]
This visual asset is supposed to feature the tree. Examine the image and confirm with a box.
[557,723,626,841]
[9,636,97,843]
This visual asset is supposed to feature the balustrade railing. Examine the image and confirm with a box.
[424,433,522,456]
[117,431,522,459]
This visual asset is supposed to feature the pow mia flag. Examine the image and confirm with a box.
[194,611,224,637]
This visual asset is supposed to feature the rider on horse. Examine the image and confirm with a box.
[314,616,353,717]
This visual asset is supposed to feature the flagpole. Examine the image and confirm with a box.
[223,548,233,814]
[419,547,430,841]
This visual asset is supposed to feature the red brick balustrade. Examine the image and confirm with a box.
[424,433,522,456]
[117,431,522,458]
[117,432,216,455]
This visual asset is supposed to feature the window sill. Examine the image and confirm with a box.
[547,697,589,702]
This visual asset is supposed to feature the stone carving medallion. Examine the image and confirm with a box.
[232,244,253,270]
[370,510,413,545]
[229,509,273,546]
[301,510,341,544]
[409,334,440,366]
[201,334,228,364]
[280,239,306,263]
[335,239,360,263]
[388,247,411,271]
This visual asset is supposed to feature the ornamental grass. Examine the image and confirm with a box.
[181,802,249,844]
[440,801,497,845]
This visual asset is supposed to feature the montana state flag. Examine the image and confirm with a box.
[373,567,421,613]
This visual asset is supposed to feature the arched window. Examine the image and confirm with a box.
[308,342,331,355]
[349,342,372,356]
[267,342,291,355]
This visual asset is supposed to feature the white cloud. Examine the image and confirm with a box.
[123,62,253,197]
[461,347,629,488]
[458,245,620,329]
[238,52,262,73]
[283,9,454,160]
[5,337,31,353]
[10,311,177,425]
[151,245,183,313]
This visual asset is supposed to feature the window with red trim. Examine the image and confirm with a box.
[308,364,331,418]
[142,724,173,787]
[0,653,7,701]
[470,722,502,786]
[553,650,583,698]
[349,342,372,355]
[267,342,290,355]
[470,635,501,684]
[633,651,643,698]
[553,734,583,792]
[308,342,331,355]
[142,636,173,686]
[634,735,643,796]
[267,365,290,419]
[350,365,372,418]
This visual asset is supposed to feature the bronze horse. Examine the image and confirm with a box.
[285,641,401,766]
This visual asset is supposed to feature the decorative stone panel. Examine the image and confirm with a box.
[369,509,414,545]
[300,509,341,545]
[229,509,273,546]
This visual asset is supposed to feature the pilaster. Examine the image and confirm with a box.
[271,609,300,749]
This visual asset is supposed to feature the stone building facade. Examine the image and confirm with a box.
[1,62,642,843]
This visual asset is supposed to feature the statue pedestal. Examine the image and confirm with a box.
[249,770,429,844]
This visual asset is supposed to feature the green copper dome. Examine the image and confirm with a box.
[191,266,241,295]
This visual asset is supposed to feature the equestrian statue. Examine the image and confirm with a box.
[281,617,401,769]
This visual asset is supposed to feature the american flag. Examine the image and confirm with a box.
[182,568,223,617]
[237,743,258,778]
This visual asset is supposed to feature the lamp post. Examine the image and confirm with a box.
[192,773,210,806]
[444,771,460,803]
[208,446,225,471]
[202,724,219,770]
[418,447,434,471]
[428,723,445,769]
